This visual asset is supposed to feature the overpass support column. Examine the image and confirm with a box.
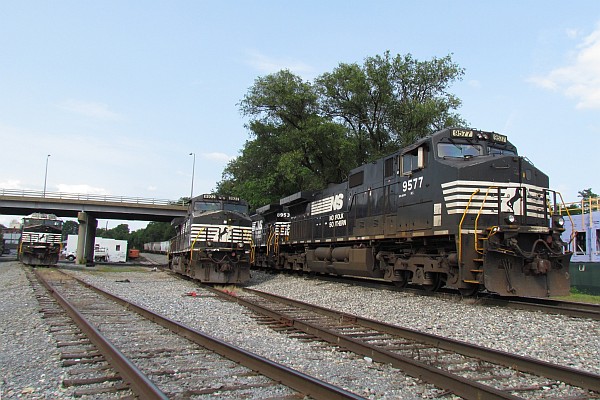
[77,212,98,266]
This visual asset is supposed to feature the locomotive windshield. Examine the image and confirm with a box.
[194,201,248,214]
[224,203,249,214]
[488,146,516,156]
[437,142,517,158]
[437,143,483,158]
[437,129,517,159]
[194,201,221,212]
[22,216,63,228]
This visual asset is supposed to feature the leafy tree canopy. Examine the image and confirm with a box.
[578,188,598,199]
[217,51,466,209]
[61,220,79,241]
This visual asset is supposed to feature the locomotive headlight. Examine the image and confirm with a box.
[206,241,213,247]
[554,216,565,228]
[504,214,516,224]
[237,242,244,248]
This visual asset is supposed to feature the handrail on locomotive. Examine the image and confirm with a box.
[461,186,575,265]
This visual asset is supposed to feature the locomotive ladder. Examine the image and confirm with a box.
[469,187,504,285]
[458,188,485,286]
[459,187,505,286]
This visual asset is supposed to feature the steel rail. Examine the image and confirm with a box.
[301,273,600,320]
[210,288,523,400]
[64,272,363,400]
[478,295,600,321]
[245,288,600,391]
[222,287,600,397]
[33,269,168,400]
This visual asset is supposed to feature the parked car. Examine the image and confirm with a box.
[62,249,76,261]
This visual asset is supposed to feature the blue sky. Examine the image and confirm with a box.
[1,1,599,229]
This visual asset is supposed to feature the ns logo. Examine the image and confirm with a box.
[310,193,345,216]
[332,193,344,211]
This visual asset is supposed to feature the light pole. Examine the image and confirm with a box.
[189,152,195,200]
[43,154,51,197]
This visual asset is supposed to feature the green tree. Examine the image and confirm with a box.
[219,70,355,207]
[129,221,175,250]
[61,220,79,242]
[99,224,130,241]
[217,52,466,209]
[578,188,598,199]
[316,52,465,162]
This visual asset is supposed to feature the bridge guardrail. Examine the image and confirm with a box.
[0,188,187,207]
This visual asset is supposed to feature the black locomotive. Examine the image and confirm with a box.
[252,128,572,297]
[19,213,63,266]
[168,194,253,284]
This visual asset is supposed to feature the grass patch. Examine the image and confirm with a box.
[553,288,600,304]
[60,264,151,274]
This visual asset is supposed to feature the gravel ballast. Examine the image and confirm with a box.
[1,258,599,399]
[0,259,68,399]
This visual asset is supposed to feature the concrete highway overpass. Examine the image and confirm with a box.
[0,189,187,264]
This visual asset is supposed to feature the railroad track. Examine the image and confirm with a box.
[301,273,600,320]
[26,269,140,398]
[209,285,600,400]
[475,295,600,321]
[30,268,363,399]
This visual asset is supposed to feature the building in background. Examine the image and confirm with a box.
[562,208,600,295]
[0,223,21,254]
[64,234,127,263]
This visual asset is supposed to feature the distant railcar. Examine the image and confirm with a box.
[143,241,170,254]
[19,213,63,266]
[252,127,572,297]
[168,194,252,284]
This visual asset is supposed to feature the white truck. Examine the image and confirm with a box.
[64,235,127,263]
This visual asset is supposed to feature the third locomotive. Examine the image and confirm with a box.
[251,127,572,297]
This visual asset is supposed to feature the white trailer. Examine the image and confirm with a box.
[65,235,128,263]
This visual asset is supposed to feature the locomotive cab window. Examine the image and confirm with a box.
[384,157,395,178]
[194,201,221,212]
[488,146,516,156]
[401,146,426,175]
[349,170,364,188]
[437,142,483,158]
[224,203,249,214]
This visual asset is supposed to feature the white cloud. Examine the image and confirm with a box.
[529,23,600,109]
[55,183,111,195]
[245,49,314,76]
[0,179,23,189]
[467,79,481,89]
[202,152,234,163]
[57,99,122,120]
[565,28,580,39]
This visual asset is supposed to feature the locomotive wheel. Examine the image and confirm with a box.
[392,271,410,288]
[422,272,443,292]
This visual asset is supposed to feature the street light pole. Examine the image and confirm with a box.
[189,152,195,200]
[43,154,51,197]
